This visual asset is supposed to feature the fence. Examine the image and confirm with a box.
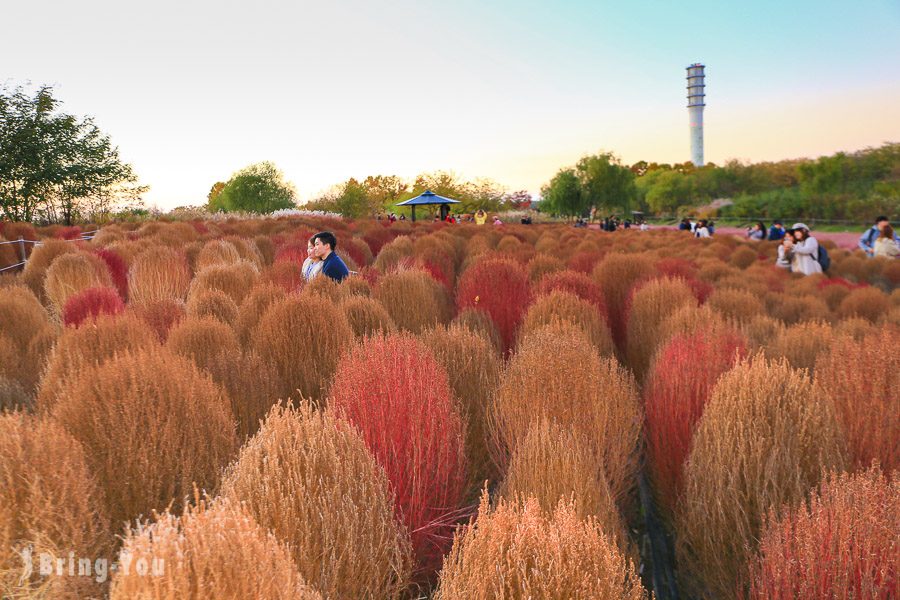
[0,231,98,273]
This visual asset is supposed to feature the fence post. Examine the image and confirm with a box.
[17,236,27,264]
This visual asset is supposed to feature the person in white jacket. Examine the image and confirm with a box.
[782,223,822,276]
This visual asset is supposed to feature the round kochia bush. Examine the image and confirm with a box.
[111,498,322,600]
[221,402,411,599]
[330,334,468,580]
[456,257,530,354]
[51,347,238,529]
[675,355,847,598]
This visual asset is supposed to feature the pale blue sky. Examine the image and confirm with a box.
[3,0,899,208]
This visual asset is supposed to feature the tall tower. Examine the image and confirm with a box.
[686,63,706,166]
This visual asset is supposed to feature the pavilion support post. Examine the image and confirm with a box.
[411,206,416,222]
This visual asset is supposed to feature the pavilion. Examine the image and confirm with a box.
[395,190,460,222]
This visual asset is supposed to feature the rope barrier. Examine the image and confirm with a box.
[0,261,26,272]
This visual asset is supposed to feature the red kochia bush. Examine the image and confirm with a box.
[748,467,898,600]
[330,334,468,580]
[93,247,129,300]
[643,330,747,519]
[62,286,125,327]
[535,270,607,316]
[457,257,530,354]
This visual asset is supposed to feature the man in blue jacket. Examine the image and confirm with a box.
[313,231,350,281]
[858,216,900,256]
[767,221,786,241]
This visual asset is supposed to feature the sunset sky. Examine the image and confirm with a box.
[4,0,900,209]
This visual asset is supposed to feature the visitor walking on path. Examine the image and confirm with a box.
[313,231,350,282]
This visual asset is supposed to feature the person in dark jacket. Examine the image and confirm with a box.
[312,231,350,282]
[768,221,786,241]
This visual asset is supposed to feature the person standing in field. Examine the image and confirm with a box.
[873,224,900,258]
[313,231,350,282]
[475,209,487,225]
[767,220,786,241]
[694,220,711,238]
[747,222,766,241]
[301,236,323,281]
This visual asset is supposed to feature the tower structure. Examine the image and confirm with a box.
[686,63,706,166]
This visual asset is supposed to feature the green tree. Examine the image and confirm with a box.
[644,170,695,214]
[575,152,637,214]
[0,84,145,223]
[207,181,226,209]
[211,162,296,213]
[540,169,583,217]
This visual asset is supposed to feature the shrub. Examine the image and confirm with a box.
[527,253,564,282]
[0,377,32,413]
[374,268,453,334]
[260,260,304,291]
[186,288,240,325]
[111,498,322,600]
[195,239,242,271]
[498,419,628,550]
[253,295,352,401]
[166,316,241,373]
[202,351,282,440]
[737,314,787,351]
[235,283,286,346]
[730,245,759,268]
[51,348,238,528]
[93,247,129,300]
[767,293,831,325]
[0,286,54,392]
[222,403,411,599]
[535,269,607,314]
[625,277,697,381]
[44,252,114,315]
[675,355,847,598]
[816,328,899,472]
[128,246,191,305]
[766,320,835,373]
[644,331,747,520]
[591,252,655,347]
[21,239,77,302]
[491,324,641,508]
[520,290,616,358]
[330,334,467,579]
[419,324,502,489]
[61,286,125,327]
[340,295,397,337]
[457,258,530,354]
[37,313,157,413]
[837,286,891,322]
[190,261,259,306]
[0,414,111,599]
[747,467,898,600]
[707,287,766,321]
[451,307,503,355]
[128,298,186,342]
[373,235,414,272]
[435,494,647,600]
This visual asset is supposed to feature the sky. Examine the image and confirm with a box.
[3,0,900,209]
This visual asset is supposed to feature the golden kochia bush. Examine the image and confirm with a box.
[837,286,891,322]
[189,261,259,306]
[21,239,78,302]
[51,348,238,529]
[43,252,113,315]
[186,288,240,325]
[221,403,411,600]
[625,277,697,381]
[0,414,111,600]
[766,292,831,325]
[498,419,629,551]
[195,239,243,271]
[591,251,655,347]
[128,246,191,305]
[419,323,502,489]
[520,290,616,359]
[166,316,241,373]
[675,355,847,599]
[747,467,898,600]
[816,327,899,473]
[435,494,647,600]
[765,320,836,373]
[253,295,352,401]
[37,313,157,414]
[0,285,55,395]
[340,295,397,338]
[111,499,322,600]
[491,324,642,508]
[706,286,766,321]
[234,283,287,346]
[451,307,503,355]
[374,268,453,333]
[128,298,186,342]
